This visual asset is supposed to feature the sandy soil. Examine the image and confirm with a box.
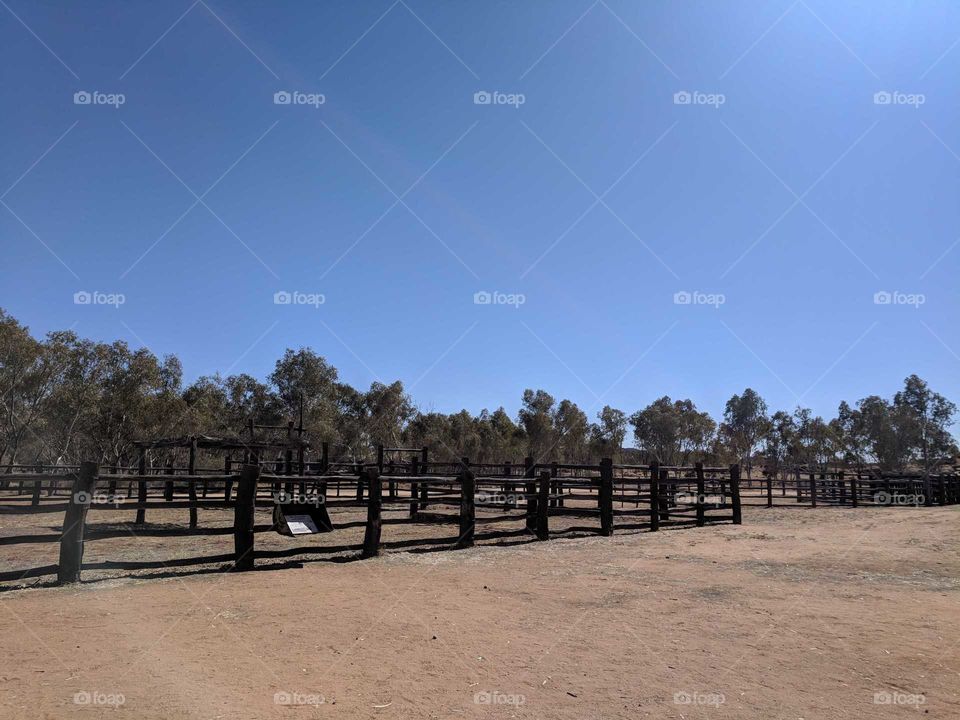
[1,498,958,719]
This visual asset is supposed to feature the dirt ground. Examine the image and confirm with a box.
[1,497,958,719]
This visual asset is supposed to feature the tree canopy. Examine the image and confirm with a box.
[0,308,955,472]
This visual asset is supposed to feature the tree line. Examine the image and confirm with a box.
[1,308,956,474]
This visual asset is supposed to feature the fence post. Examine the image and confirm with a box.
[57,462,99,585]
[658,469,670,521]
[808,472,817,508]
[695,462,705,527]
[136,451,147,525]
[524,456,536,532]
[164,460,174,501]
[362,467,382,558]
[233,464,259,571]
[224,455,233,502]
[31,473,42,506]
[409,455,420,518]
[317,445,328,498]
[353,460,363,502]
[795,468,802,502]
[838,470,846,505]
[188,436,198,528]
[537,470,551,540]
[599,458,614,536]
[766,472,773,508]
[730,464,742,525]
[502,461,516,509]
[649,461,660,532]
[419,447,430,509]
[458,460,475,548]
[850,470,858,508]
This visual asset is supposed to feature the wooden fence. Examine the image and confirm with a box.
[3,456,744,585]
[4,452,958,586]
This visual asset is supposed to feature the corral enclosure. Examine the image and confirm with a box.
[1,435,957,587]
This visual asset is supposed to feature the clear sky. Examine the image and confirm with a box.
[2,0,958,423]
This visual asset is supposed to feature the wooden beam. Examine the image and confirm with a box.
[233,464,259,571]
[57,462,99,585]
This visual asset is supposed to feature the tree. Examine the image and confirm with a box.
[855,395,912,471]
[553,399,589,463]
[763,410,796,478]
[518,389,556,459]
[591,405,627,461]
[720,389,769,473]
[630,397,715,465]
[893,375,957,472]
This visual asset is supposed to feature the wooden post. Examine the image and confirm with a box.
[599,458,613,536]
[355,461,364,502]
[164,460,174,501]
[187,437,199,528]
[921,472,933,507]
[795,468,803,502]
[695,462,705,527]
[730,464,742,525]
[417,447,429,508]
[524,456,536,532]
[136,451,147,525]
[362,467,382,558]
[233,464,259,571]
[658,469,670,521]
[766,472,773,508]
[107,462,117,498]
[458,461,475,548]
[31,474,42,506]
[537,470,551,540]
[502,460,512,508]
[550,461,559,508]
[838,470,847,505]
[57,462,99,585]
[649,462,660,532]
[850,470,858,508]
[409,455,420,518]
[224,455,233,502]
[809,472,817,507]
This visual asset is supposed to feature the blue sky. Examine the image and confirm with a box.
[2,0,959,424]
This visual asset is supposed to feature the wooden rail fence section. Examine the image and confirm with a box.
[4,453,959,586]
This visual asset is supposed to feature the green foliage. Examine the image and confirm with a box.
[0,308,955,470]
